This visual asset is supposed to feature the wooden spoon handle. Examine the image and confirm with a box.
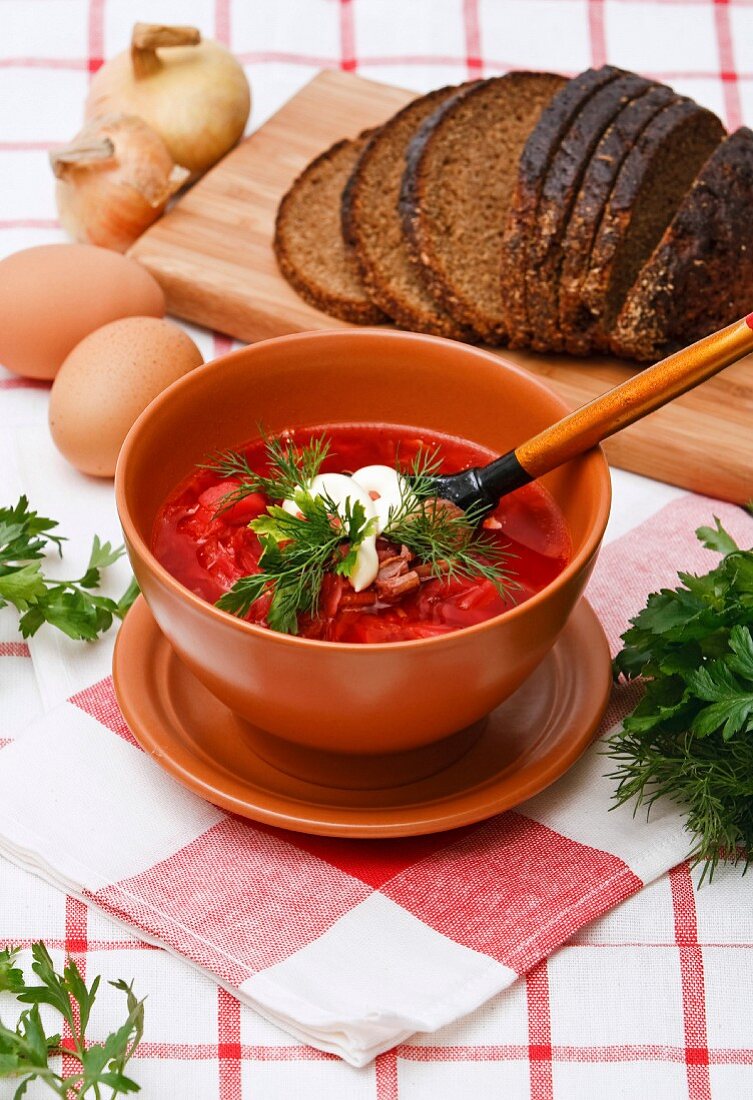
[514,313,753,480]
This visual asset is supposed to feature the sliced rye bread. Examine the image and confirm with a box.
[342,84,475,340]
[399,72,567,343]
[578,100,725,351]
[525,71,657,353]
[500,65,625,349]
[558,82,677,355]
[610,128,753,361]
[274,131,386,324]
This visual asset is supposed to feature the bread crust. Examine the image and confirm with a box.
[558,83,676,354]
[275,133,386,324]
[525,71,655,353]
[610,128,753,361]
[499,65,624,348]
[580,101,725,350]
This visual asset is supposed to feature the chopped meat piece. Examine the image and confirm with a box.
[376,569,421,600]
[377,556,410,580]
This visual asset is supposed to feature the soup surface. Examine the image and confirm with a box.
[152,424,571,643]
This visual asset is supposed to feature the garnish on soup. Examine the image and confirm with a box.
[152,425,571,643]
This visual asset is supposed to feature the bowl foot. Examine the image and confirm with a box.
[239,719,487,790]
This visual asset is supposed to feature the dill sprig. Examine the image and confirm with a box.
[385,448,515,595]
[203,432,330,511]
[609,516,753,883]
[216,491,375,634]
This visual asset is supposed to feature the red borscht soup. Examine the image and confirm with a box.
[152,424,571,643]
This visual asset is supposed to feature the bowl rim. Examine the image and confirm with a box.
[115,328,612,653]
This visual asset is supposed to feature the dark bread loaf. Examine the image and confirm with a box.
[274,132,386,324]
[500,65,625,348]
[342,85,474,340]
[525,71,656,353]
[610,128,753,361]
[579,100,725,350]
[558,82,676,355]
[400,72,567,343]
[275,67,741,365]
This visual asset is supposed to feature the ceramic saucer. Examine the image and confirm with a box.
[113,597,611,837]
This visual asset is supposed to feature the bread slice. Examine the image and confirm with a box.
[558,83,676,355]
[579,100,725,351]
[275,132,386,324]
[500,65,624,348]
[525,71,657,353]
[610,128,753,361]
[342,85,476,340]
[400,72,567,343]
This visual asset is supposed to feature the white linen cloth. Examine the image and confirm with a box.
[0,415,748,1065]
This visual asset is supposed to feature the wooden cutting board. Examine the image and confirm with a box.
[130,69,753,505]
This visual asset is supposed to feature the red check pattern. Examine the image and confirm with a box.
[1,1,753,1096]
[91,817,375,983]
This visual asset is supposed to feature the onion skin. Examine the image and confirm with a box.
[84,30,251,177]
[52,114,189,253]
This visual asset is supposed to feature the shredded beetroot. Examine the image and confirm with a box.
[339,589,378,609]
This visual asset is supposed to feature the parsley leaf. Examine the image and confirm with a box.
[0,498,138,642]
[0,947,24,994]
[695,516,741,556]
[0,942,144,1097]
[610,518,753,881]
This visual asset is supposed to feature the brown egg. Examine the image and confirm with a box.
[0,244,165,380]
[49,317,203,477]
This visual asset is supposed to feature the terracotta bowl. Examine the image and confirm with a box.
[115,329,610,782]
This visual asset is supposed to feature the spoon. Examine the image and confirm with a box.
[427,312,753,514]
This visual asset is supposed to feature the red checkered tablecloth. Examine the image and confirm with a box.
[1,2,752,1097]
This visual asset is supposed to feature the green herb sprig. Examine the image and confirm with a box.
[217,489,375,633]
[609,517,753,882]
[0,942,144,1097]
[0,497,138,641]
[384,448,515,594]
[203,432,330,513]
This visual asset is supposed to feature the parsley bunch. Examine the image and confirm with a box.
[0,942,144,1097]
[610,517,753,881]
[0,497,138,641]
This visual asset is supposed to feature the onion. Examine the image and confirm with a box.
[50,114,190,253]
[84,23,251,177]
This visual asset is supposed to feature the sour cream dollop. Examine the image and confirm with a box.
[350,465,404,534]
[281,464,405,592]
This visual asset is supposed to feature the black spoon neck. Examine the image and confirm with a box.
[431,450,532,513]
